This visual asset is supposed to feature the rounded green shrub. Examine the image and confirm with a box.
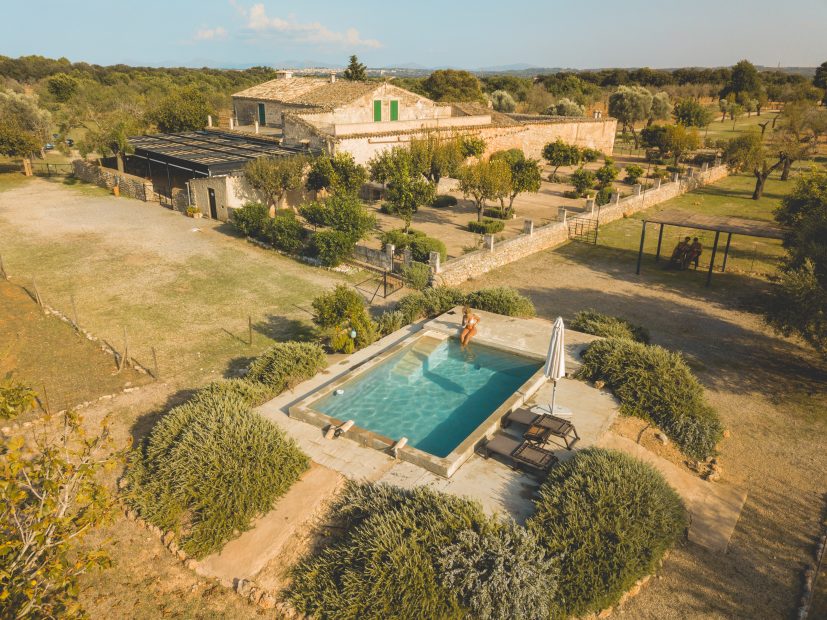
[422,286,466,317]
[311,229,355,266]
[376,309,406,336]
[397,290,427,324]
[410,234,447,263]
[483,206,512,220]
[571,309,650,343]
[125,389,308,558]
[246,341,327,393]
[528,449,686,618]
[312,285,377,353]
[465,287,535,317]
[263,211,305,254]
[433,194,458,208]
[231,202,269,237]
[468,218,505,235]
[577,338,723,459]
[402,261,431,290]
[379,228,425,252]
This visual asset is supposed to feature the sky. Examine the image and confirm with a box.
[1,0,826,70]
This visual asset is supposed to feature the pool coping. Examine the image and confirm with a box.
[289,328,548,478]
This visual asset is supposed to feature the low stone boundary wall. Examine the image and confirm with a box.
[72,159,154,202]
[353,243,393,271]
[434,164,728,287]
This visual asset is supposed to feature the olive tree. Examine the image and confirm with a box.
[490,149,542,211]
[244,155,309,212]
[672,98,714,128]
[1,411,123,619]
[305,153,367,195]
[648,91,672,126]
[458,158,512,221]
[608,85,653,148]
[548,98,585,117]
[723,131,783,199]
[542,139,581,176]
[489,90,517,113]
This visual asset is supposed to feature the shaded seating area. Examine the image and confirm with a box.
[479,435,558,473]
[634,209,786,286]
[503,407,580,450]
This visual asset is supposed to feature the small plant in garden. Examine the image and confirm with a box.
[581,147,603,163]
[577,337,724,459]
[310,229,354,266]
[402,262,431,290]
[529,449,687,618]
[376,309,406,336]
[542,139,581,176]
[571,309,650,343]
[570,167,596,196]
[432,194,458,208]
[246,342,327,394]
[468,218,505,234]
[624,164,645,185]
[263,210,305,253]
[595,161,619,187]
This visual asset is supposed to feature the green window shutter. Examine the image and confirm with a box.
[373,100,382,122]
[390,100,399,121]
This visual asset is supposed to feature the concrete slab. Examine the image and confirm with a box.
[195,464,344,582]
[596,432,747,553]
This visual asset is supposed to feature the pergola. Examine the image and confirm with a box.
[635,209,787,286]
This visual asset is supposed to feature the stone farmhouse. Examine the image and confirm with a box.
[231,70,617,165]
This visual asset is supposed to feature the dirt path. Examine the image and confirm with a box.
[462,242,827,619]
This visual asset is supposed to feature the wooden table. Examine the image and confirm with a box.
[524,423,553,445]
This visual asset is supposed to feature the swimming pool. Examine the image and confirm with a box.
[312,334,542,458]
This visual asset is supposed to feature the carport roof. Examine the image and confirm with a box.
[129,130,310,176]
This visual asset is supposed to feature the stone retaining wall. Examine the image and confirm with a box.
[72,160,154,202]
[435,164,728,287]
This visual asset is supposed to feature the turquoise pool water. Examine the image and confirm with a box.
[314,337,541,458]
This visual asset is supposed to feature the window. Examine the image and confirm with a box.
[373,100,382,122]
[390,100,399,121]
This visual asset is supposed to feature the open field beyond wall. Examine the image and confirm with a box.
[460,171,827,619]
[0,177,357,390]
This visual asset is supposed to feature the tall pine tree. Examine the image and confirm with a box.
[342,55,367,81]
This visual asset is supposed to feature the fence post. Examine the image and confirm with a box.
[402,247,412,267]
[523,219,534,236]
[0,254,6,280]
[654,178,662,190]
[585,197,596,213]
[557,207,567,222]
[633,184,642,197]
[483,234,495,251]
[385,243,395,271]
[32,279,43,309]
[610,192,620,205]
[429,251,441,273]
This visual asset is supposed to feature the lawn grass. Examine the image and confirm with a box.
[595,173,789,281]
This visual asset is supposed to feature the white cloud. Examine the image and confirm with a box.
[194,26,228,41]
[242,3,382,49]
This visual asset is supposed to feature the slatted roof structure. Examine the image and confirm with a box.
[129,130,311,177]
[635,209,788,286]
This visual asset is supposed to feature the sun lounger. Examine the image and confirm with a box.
[503,407,580,449]
[480,434,558,472]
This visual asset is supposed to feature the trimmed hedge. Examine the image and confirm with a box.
[432,194,458,208]
[465,287,536,317]
[577,338,723,459]
[396,287,467,324]
[483,206,512,220]
[125,387,308,558]
[311,229,355,266]
[289,482,557,620]
[529,449,686,618]
[571,309,650,343]
[231,202,269,237]
[468,218,505,234]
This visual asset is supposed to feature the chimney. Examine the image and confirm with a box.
[275,70,293,80]
[329,72,336,84]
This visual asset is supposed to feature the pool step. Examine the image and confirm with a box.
[392,336,445,378]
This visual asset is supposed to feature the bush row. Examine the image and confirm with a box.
[577,337,724,460]
[483,206,513,220]
[571,309,650,343]
[125,341,326,558]
[390,286,535,328]
[290,450,687,619]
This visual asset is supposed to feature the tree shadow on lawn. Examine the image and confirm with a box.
[691,181,788,205]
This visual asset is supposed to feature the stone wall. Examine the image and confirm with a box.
[352,244,393,271]
[72,160,154,201]
[435,164,728,287]
[189,174,313,221]
[479,117,618,159]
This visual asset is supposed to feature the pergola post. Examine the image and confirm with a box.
[636,220,647,275]
[706,230,721,287]
[655,223,664,261]
[721,232,733,273]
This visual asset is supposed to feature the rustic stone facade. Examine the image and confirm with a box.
[435,164,728,287]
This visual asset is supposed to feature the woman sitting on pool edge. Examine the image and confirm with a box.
[460,306,480,346]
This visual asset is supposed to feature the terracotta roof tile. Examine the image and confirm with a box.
[232,78,380,110]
